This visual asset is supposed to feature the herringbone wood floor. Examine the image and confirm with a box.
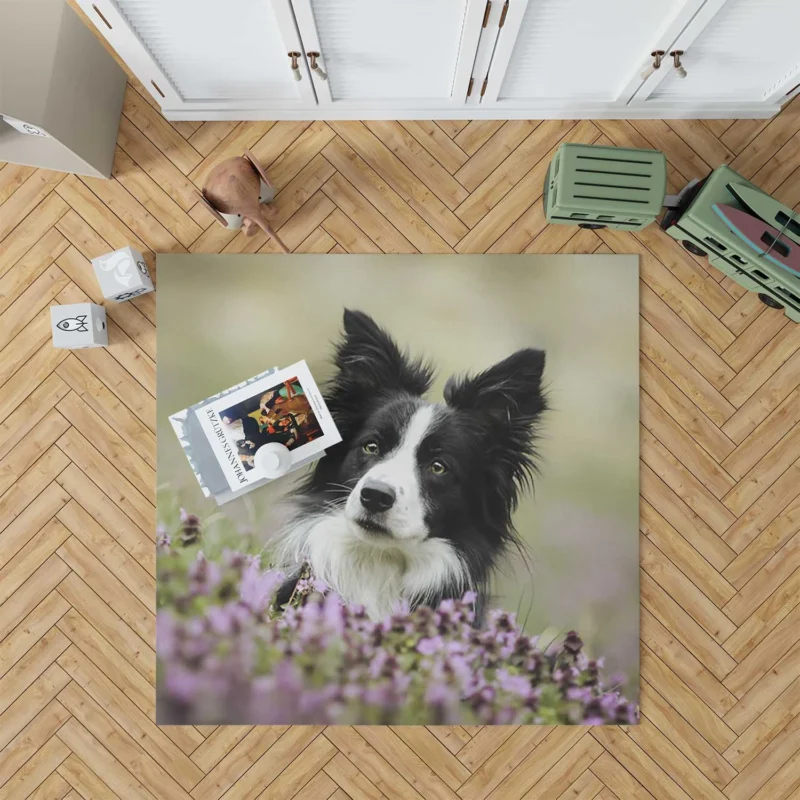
[3,44,800,799]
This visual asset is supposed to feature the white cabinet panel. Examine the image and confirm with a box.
[492,0,694,103]
[77,0,314,110]
[119,0,296,101]
[648,0,800,102]
[77,0,794,118]
[291,0,485,106]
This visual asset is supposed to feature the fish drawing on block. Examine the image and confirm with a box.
[57,315,89,332]
[712,203,800,276]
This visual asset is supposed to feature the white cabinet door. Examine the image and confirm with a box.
[76,0,316,113]
[480,0,705,110]
[289,0,486,109]
[632,0,800,107]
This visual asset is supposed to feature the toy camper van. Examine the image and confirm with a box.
[659,165,800,322]
[544,142,800,322]
[543,143,667,231]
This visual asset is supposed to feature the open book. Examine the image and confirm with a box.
[169,361,341,505]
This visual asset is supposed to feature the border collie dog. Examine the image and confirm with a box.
[274,310,546,621]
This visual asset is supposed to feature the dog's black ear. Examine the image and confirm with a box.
[335,309,433,397]
[444,349,546,499]
[444,349,546,420]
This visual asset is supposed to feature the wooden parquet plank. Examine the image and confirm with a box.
[470,729,581,800]
[57,681,194,800]
[56,571,155,685]
[55,464,155,574]
[58,645,203,784]
[56,536,153,642]
[56,606,154,715]
[0,228,68,316]
[2,61,800,799]
[364,121,469,210]
[327,122,467,247]
[111,147,203,249]
[322,137,452,253]
[522,734,603,800]
[641,608,737,715]
[400,121,469,175]
[0,163,37,205]
[323,752,385,800]
[641,534,736,643]
[187,121,238,158]
[0,396,69,490]
[56,717,158,800]
[724,544,800,648]
[641,500,736,609]
[640,644,737,751]
[189,727,289,800]
[0,733,71,800]
[590,726,695,800]
[121,85,202,175]
[0,677,70,758]
[0,192,69,278]
[639,680,737,790]
[454,121,506,155]
[0,591,69,681]
[57,752,120,799]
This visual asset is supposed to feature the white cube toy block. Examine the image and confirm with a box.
[91,246,154,302]
[51,303,108,349]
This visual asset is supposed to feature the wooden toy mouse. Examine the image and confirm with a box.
[197,150,289,253]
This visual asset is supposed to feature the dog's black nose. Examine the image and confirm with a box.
[360,481,396,513]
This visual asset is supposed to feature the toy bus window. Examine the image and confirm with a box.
[777,287,800,305]
[752,269,769,280]
[704,236,726,251]
[776,212,800,239]
[760,233,791,259]
[570,213,588,218]
[553,160,560,178]
[552,186,557,203]
[730,254,746,265]
[598,215,613,220]
[627,218,639,223]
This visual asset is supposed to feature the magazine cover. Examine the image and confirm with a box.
[156,254,640,727]
[195,360,341,491]
[168,366,279,501]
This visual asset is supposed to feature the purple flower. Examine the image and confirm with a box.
[417,636,444,655]
[497,669,533,699]
[165,664,202,704]
[207,605,235,636]
[239,564,283,613]
[188,551,221,595]
[156,518,639,726]
[156,527,171,553]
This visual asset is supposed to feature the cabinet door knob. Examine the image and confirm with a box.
[307,52,328,81]
[640,50,665,81]
[288,52,302,81]
[670,50,687,79]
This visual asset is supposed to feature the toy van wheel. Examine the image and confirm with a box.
[578,223,606,229]
[758,293,784,310]
[682,240,707,257]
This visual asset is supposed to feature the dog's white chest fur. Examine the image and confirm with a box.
[274,513,467,620]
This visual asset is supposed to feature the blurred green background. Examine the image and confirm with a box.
[157,254,640,688]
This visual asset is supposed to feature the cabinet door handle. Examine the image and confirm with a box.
[307,52,328,81]
[670,50,687,79]
[288,51,302,81]
[640,50,665,81]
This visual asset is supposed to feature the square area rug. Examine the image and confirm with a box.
[156,254,640,725]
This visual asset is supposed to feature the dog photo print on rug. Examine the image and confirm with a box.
[156,254,639,725]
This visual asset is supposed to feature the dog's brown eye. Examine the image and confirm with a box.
[363,441,379,455]
[430,460,448,475]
